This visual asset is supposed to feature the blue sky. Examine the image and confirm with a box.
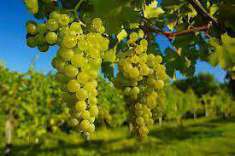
[0,1,227,82]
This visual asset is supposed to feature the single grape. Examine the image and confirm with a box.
[26,22,37,35]
[46,19,59,31]
[37,23,47,33]
[58,48,74,61]
[76,88,88,101]
[80,119,90,132]
[46,32,58,44]
[89,105,98,117]
[88,96,97,105]
[81,110,91,120]
[71,54,86,67]
[75,101,87,112]
[38,44,49,52]
[62,35,77,49]
[70,22,83,34]
[67,79,80,92]
[26,37,37,48]
[64,64,78,78]
[52,57,66,72]
[59,14,70,26]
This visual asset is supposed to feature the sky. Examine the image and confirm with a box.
[0,1,227,82]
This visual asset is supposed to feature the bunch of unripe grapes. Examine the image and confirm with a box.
[26,11,109,136]
[116,31,167,138]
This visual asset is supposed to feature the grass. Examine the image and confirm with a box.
[0,117,235,156]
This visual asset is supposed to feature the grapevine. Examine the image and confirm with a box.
[23,0,235,139]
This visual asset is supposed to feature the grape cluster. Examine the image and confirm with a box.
[116,31,167,138]
[25,11,70,52]
[26,12,109,136]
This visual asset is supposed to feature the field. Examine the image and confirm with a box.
[1,116,235,156]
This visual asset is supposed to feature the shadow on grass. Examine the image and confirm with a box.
[1,117,234,156]
[149,117,235,142]
[150,126,223,143]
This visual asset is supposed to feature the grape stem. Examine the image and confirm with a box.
[73,0,86,18]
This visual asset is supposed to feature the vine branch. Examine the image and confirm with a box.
[73,0,86,18]
[188,0,218,25]
[163,23,212,39]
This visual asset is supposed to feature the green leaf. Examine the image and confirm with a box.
[144,1,165,19]
[209,34,235,70]
[24,0,39,14]
[117,29,128,42]
[89,0,139,33]
[101,62,115,80]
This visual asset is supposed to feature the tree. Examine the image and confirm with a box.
[23,0,235,138]
[214,89,234,119]
[185,89,200,119]
[174,73,219,97]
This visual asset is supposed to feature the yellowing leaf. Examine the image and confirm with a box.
[209,4,219,16]
[24,0,39,14]
[144,1,164,19]
[209,34,235,70]
[117,29,127,42]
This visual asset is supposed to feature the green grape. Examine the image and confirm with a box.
[49,11,60,20]
[23,18,111,136]
[46,32,57,44]
[155,55,163,64]
[75,101,87,112]
[67,79,80,92]
[124,87,131,95]
[132,87,140,94]
[70,22,83,34]
[154,80,164,89]
[89,105,98,117]
[81,110,91,120]
[58,14,70,26]
[46,19,59,31]
[116,30,167,138]
[88,70,98,78]
[70,118,79,126]
[129,32,138,44]
[62,35,77,49]
[87,124,95,133]
[80,119,90,132]
[55,72,68,82]
[27,37,37,48]
[37,23,47,33]
[35,34,46,46]
[64,64,78,78]
[89,88,98,97]
[76,88,88,101]
[52,57,66,72]
[136,117,145,126]
[58,48,74,61]
[77,72,90,84]
[129,67,140,79]
[140,39,148,47]
[88,96,97,105]
[139,126,149,136]
[91,18,105,33]
[71,54,86,67]
[38,44,49,52]
[103,49,116,63]
[26,22,37,35]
